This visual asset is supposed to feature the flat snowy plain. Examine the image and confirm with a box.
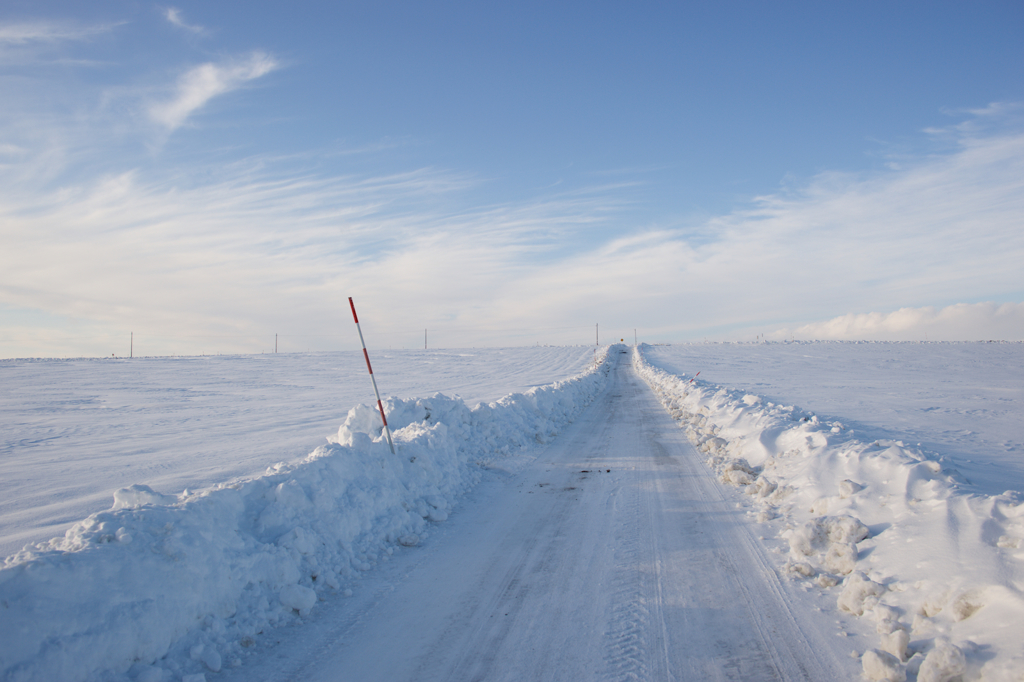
[1,342,1021,681]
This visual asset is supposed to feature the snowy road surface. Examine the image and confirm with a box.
[222,350,857,681]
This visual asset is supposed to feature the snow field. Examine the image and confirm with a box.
[633,345,1024,681]
[640,341,1024,498]
[0,349,612,682]
[0,346,597,557]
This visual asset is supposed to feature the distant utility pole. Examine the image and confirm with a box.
[275,334,278,353]
[596,323,599,346]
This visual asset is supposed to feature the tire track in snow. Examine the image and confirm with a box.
[600,368,676,682]
[601,468,650,682]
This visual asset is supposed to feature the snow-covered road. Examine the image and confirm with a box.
[222,350,858,681]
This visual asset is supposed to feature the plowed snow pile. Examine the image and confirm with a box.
[0,346,598,557]
[0,350,611,682]
[634,344,1024,681]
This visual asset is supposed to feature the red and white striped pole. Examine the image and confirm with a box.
[348,297,396,454]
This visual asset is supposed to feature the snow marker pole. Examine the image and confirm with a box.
[689,371,701,384]
[348,297,396,455]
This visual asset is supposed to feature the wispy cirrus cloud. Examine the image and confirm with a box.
[461,110,1024,344]
[0,21,114,45]
[148,51,278,131]
[0,155,622,356]
[162,7,204,35]
[0,143,28,156]
[0,19,121,66]
[2,95,1023,356]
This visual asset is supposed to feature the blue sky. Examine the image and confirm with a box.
[2,1,1023,356]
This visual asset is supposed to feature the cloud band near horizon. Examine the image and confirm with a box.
[2,105,1023,357]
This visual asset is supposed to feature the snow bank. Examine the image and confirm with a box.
[0,349,612,682]
[0,346,598,558]
[633,345,1024,681]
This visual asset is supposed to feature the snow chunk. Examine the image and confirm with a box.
[823,541,859,575]
[996,534,1020,549]
[201,647,222,673]
[111,484,177,510]
[719,459,757,486]
[880,628,909,661]
[747,477,777,497]
[133,665,165,682]
[862,649,906,682]
[789,515,869,558]
[949,588,985,622]
[702,436,728,455]
[280,583,316,615]
[787,561,816,578]
[398,534,420,547]
[838,572,887,616]
[917,640,966,682]
[838,479,865,499]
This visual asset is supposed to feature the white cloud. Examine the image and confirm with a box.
[0,20,120,66]
[463,120,1024,343]
[148,52,278,131]
[0,143,27,156]
[1,103,1023,356]
[0,158,611,356]
[163,8,204,34]
[766,302,1024,341]
[0,22,111,45]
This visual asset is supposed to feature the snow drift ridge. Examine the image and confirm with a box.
[0,347,613,682]
[633,344,1024,681]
